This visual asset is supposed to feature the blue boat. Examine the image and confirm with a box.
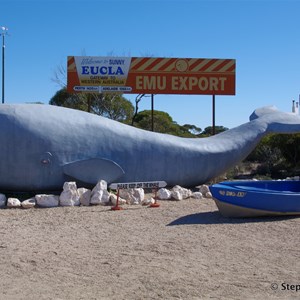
[209,180,300,217]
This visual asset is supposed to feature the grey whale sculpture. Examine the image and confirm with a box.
[1,104,300,192]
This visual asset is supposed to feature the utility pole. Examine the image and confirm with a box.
[1,26,8,104]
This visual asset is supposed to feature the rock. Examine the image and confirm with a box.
[0,194,6,208]
[95,180,107,190]
[119,188,144,205]
[7,198,21,208]
[91,189,110,205]
[131,188,144,205]
[78,188,91,206]
[192,192,203,199]
[109,193,126,206]
[59,182,80,206]
[141,197,155,206]
[198,184,210,195]
[35,194,59,208]
[157,188,172,200]
[21,197,36,209]
[205,192,212,198]
[90,180,110,205]
[118,189,131,203]
[171,190,182,201]
[171,185,192,200]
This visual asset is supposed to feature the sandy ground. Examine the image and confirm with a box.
[0,196,299,300]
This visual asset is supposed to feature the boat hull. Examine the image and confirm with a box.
[213,198,300,218]
[209,180,300,217]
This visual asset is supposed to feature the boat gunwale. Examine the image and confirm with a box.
[209,180,300,215]
[213,180,300,195]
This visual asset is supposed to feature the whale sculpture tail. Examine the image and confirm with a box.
[249,105,280,121]
[249,105,300,134]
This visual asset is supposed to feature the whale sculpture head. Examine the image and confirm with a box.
[0,104,125,191]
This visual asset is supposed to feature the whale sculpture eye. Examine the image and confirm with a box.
[40,152,52,165]
[41,159,50,164]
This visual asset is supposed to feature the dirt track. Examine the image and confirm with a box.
[0,197,299,300]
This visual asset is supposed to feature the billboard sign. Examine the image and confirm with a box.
[67,56,235,95]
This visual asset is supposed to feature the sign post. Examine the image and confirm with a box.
[151,94,154,131]
[111,188,122,211]
[212,95,216,135]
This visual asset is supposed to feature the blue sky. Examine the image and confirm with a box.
[1,0,300,130]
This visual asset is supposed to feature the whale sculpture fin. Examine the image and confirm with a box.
[63,158,125,184]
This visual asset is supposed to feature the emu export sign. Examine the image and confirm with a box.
[67,56,235,95]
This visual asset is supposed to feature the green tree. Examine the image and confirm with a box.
[182,124,202,136]
[200,125,228,136]
[269,133,300,168]
[246,135,285,177]
[132,110,196,137]
[49,88,87,111]
[244,133,300,178]
[91,93,134,122]
[49,88,134,122]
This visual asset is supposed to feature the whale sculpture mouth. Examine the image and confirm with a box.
[1,104,300,192]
